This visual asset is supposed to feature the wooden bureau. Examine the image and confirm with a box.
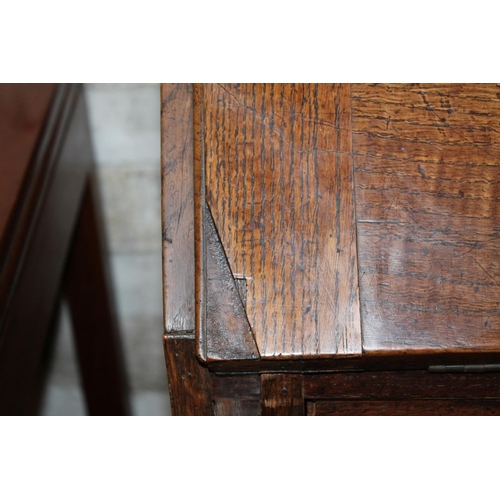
[161,84,500,415]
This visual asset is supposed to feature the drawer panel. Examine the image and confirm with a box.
[308,399,500,416]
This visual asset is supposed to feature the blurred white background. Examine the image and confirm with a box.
[40,83,171,415]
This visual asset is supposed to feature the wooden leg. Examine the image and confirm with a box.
[163,335,213,415]
[64,178,130,416]
[261,374,305,416]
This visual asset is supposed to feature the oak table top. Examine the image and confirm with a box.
[162,84,500,374]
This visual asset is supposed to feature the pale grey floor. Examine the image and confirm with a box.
[40,84,171,416]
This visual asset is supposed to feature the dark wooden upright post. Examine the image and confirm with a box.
[64,178,130,416]
[161,84,214,415]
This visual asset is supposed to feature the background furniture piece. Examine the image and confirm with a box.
[161,83,500,415]
[0,84,129,415]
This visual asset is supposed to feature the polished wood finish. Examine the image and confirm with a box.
[352,84,500,355]
[161,83,500,415]
[202,84,362,359]
[0,84,129,415]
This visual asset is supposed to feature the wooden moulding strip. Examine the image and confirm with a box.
[161,83,196,334]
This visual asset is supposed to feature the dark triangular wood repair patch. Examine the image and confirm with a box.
[204,203,260,361]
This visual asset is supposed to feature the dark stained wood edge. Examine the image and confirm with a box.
[161,84,195,333]
[211,368,500,403]
[163,334,213,416]
[202,345,500,373]
[308,399,500,416]
[261,373,305,416]
[304,370,500,400]
[203,202,260,362]
[210,368,500,416]
[0,84,76,330]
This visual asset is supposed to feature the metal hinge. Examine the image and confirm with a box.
[429,364,500,373]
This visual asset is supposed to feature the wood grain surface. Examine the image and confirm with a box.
[161,84,195,333]
[161,83,500,415]
[352,84,500,355]
[308,399,500,416]
[202,84,361,359]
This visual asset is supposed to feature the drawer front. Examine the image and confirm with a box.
[308,400,500,416]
